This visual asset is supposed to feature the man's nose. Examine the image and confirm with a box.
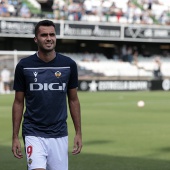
[46,35,52,40]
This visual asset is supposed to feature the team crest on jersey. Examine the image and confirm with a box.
[55,71,61,78]
[28,158,33,165]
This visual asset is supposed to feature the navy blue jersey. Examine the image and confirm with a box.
[13,53,78,138]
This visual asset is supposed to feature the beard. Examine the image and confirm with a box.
[39,43,56,52]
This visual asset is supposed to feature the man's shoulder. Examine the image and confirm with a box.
[18,53,37,66]
[57,53,76,65]
[20,53,36,62]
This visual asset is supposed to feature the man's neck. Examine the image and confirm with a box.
[37,50,56,62]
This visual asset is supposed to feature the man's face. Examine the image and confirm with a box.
[34,26,56,52]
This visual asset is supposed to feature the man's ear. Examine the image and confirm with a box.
[34,37,37,43]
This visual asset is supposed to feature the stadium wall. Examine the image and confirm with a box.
[78,79,170,92]
[1,18,170,42]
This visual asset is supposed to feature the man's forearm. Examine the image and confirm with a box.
[69,98,82,135]
[12,101,24,139]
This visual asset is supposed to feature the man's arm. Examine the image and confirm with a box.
[12,91,25,159]
[68,88,82,155]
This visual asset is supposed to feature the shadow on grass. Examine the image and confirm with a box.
[158,147,170,153]
[1,145,26,170]
[1,145,170,170]
[83,140,112,145]
[69,153,170,170]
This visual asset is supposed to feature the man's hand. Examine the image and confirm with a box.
[72,134,82,155]
[12,138,23,159]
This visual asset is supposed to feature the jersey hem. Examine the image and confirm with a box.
[23,134,68,138]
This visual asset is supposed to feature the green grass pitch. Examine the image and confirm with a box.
[1,91,170,170]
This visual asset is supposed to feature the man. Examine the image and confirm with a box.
[12,20,82,170]
[0,65,11,94]
[153,56,162,79]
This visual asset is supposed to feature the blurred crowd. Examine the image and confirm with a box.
[52,0,170,25]
[0,0,31,18]
[0,0,170,25]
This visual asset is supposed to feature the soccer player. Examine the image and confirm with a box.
[12,20,82,170]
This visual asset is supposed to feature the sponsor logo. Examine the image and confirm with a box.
[30,83,66,91]
[162,79,170,91]
[79,80,149,91]
[33,72,38,77]
[33,72,38,82]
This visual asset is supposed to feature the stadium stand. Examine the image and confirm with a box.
[62,53,170,80]
[0,0,170,25]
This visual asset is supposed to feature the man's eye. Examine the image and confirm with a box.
[50,34,55,36]
[41,34,55,37]
[41,34,47,37]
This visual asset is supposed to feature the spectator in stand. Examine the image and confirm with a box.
[124,0,133,22]
[52,0,60,19]
[7,3,15,16]
[158,10,169,25]
[132,47,139,65]
[83,0,93,15]
[102,0,111,21]
[0,1,10,17]
[140,10,153,24]
[68,1,83,21]
[108,2,117,16]
[52,0,66,20]
[0,65,11,94]
[0,3,3,15]
[127,46,133,63]
[153,56,162,79]
[147,0,153,10]
[132,5,142,23]
[60,4,69,20]
[121,45,127,62]
[14,0,22,17]
[116,8,123,23]
[19,3,31,18]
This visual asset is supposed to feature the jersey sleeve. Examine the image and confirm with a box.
[68,60,78,89]
[13,62,26,92]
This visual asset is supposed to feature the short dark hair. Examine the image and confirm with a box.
[34,20,56,37]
